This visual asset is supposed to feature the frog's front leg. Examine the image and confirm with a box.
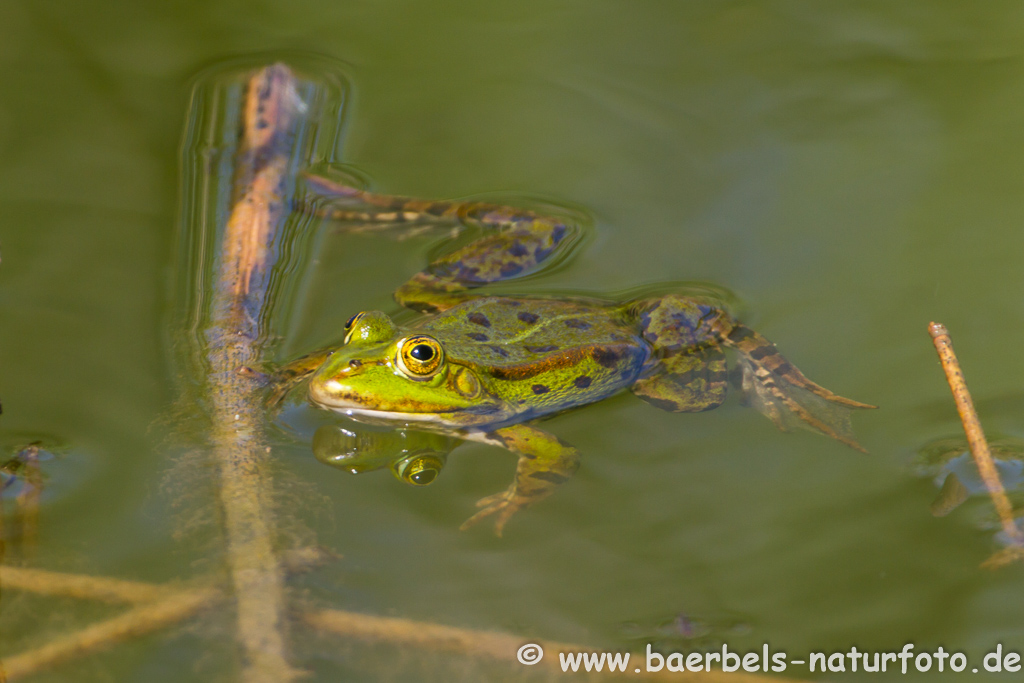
[460,424,580,536]
[304,174,578,313]
[263,348,334,407]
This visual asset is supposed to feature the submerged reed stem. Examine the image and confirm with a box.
[304,608,812,683]
[0,587,220,681]
[204,64,306,682]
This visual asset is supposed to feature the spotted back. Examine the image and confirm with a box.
[419,297,649,417]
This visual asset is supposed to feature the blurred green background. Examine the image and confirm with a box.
[3,1,1024,680]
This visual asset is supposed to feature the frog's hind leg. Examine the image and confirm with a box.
[632,295,874,450]
[632,296,728,412]
[633,347,728,413]
[304,174,579,313]
[303,174,464,236]
[720,322,875,451]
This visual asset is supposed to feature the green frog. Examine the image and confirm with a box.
[277,174,874,535]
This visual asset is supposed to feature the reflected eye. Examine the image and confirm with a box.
[396,336,444,378]
[396,454,445,486]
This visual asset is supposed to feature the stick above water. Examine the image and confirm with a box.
[205,63,306,682]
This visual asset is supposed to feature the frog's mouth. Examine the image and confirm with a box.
[309,378,507,426]
[308,379,455,425]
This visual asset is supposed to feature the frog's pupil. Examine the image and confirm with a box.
[410,344,434,362]
[411,469,437,485]
[344,314,358,330]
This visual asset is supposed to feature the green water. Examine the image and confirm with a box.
[3,1,1024,681]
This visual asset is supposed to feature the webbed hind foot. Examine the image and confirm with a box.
[723,323,875,451]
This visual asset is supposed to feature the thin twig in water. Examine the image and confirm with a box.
[928,322,1024,566]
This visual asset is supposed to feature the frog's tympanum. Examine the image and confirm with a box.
[278,175,874,535]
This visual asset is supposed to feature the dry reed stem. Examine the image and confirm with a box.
[0,563,804,682]
[0,587,220,681]
[929,322,1024,551]
[208,64,303,682]
[0,566,169,604]
[304,609,812,683]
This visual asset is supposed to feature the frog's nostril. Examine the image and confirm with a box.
[335,359,363,376]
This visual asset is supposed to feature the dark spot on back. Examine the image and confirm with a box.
[524,344,559,353]
[508,242,529,257]
[591,347,621,369]
[518,311,539,324]
[551,224,567,243]
[500,263,524,277]
[564,318,590,330]
[532,384,550,394]
[467,312,491,327]
[467,332,489,342]
[574,376,592,389]
[748,346,773,361]
[488,345,509,358]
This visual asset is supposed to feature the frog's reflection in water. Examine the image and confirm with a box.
[312,424,456,487]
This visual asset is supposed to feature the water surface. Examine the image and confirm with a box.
[2,2,1024,681]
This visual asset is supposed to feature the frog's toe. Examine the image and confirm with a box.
[735,356,870,452]
[459,490,522,536]
[473,490,509,508]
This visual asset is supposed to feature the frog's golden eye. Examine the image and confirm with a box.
[396,335,444,379]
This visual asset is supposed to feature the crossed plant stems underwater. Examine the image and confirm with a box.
[3,62,1011,683]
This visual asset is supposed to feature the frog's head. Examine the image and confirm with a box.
[308,311,509,426]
